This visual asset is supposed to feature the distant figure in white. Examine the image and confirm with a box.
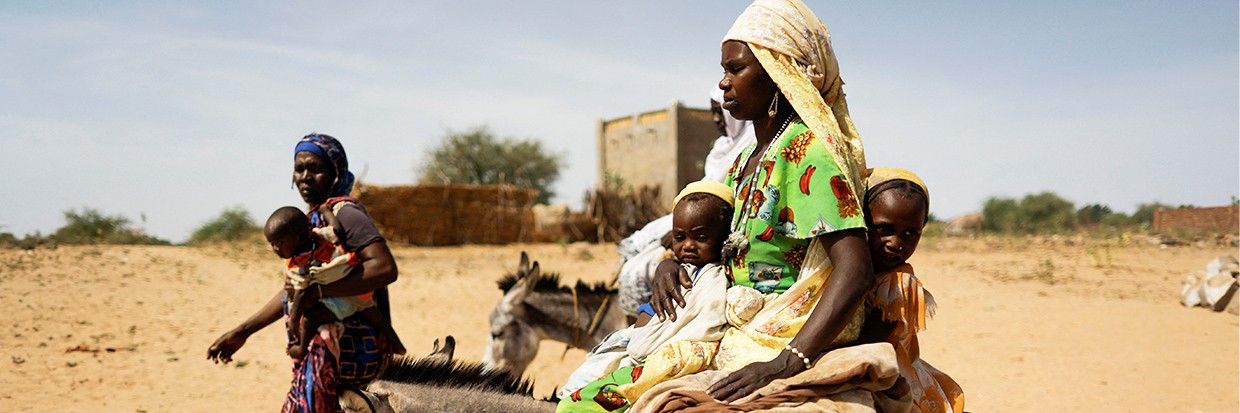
[616,86,756,322]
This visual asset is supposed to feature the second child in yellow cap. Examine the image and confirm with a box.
[672,179,735,210]
[556,180,738,408]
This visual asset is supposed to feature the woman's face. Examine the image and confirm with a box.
[866,191,927,272]
[719,40,777,122]
[293,151,336,205]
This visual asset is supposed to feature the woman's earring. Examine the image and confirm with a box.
[767,93,779,119]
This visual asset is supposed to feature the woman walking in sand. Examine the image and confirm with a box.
[208,133,399,412]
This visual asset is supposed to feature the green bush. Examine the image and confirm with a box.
[1076,204,1112,226]
[189,206,260,244]
[53,208,169,245]
[1019,192,1075,233]
[0,232,16,248]
[981,197,1020,232]
[982,192,1076,234]
[1131,202,1172,225]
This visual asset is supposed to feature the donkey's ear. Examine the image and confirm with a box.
[519,252,531,277]
[427,335,456,361]
[433,335,455,360]
[510,261,540,303]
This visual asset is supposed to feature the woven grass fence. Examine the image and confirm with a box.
[585,184,667,243]
[354,183,538,246]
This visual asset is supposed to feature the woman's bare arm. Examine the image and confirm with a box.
[708,228,872,402]
[314,241,398,298]
[207,289,285,363]
[786,229,873,357]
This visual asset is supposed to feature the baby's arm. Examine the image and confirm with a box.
[317,204,346,244]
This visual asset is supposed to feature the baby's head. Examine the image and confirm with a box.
[671,180,735,267]
[264,206,312,259]
[864,168,929,272]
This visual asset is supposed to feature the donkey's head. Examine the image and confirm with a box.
[483,252,544,376]
[483,252,624,377]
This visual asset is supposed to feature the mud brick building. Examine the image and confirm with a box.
[596,101,719,207]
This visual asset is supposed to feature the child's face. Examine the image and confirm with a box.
[266,232,302,259]
[671,201,727,267]
[866,191,926,272]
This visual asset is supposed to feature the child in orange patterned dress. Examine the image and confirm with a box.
[859,167,964,413]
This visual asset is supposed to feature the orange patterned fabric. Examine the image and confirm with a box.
[869,264,965,413]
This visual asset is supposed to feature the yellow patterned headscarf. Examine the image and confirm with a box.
[724,0,867,202]
[673,179,736,209]
[867,167,929,207]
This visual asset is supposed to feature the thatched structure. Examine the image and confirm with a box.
[355,183,537,246]
[585,184,667,243]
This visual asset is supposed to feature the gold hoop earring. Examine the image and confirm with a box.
[767,93,779,119]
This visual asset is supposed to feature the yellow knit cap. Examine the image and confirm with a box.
[673,180,735,209]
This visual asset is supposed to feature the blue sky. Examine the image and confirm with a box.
[3,1,1236,242]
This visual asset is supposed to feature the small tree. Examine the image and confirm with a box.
[1131,202,1172,225]
[418,126,562,204]
[1076,203,1112,226]
[1019,192,1075,233]
[190,206,260,244]
[0,231,17,248]
[983,192,1076,234]
[982,196,1020,233]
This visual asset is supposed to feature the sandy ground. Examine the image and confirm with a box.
[1,237,1236,412]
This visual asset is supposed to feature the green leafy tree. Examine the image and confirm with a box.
[1131,202,1172,225]
[418,126,562,204]
[0,231,17,248]
[983,192,1077,234]
[54,208,169,245]
[982,196,1020,232]
[1076,203,1113,226]
[190,206,260,244]
[1018,192,1075,233]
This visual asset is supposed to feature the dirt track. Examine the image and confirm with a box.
[0,238,1235,412]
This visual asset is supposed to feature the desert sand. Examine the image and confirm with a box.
[1,237,1236,412]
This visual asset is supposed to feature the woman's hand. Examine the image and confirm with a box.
[207,289,285,364]
[317,241,397,298]
[649,258,692,321]
[708,352,804,403]
[207,329,249,364]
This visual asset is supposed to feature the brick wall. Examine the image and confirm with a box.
[1154,205,1239,234]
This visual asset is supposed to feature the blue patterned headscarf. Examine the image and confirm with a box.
[294,133,355,198]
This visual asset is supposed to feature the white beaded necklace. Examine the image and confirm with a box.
[722,114,796,263]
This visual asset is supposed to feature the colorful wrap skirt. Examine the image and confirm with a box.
[281,293,390,413]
